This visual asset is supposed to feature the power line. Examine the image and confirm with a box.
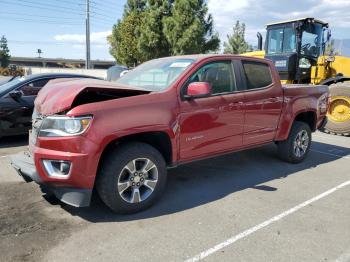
[0,0,84,16]
[90,10,121,20]
[0,16,82,25]
[0,14,113,28]
[0,11,114,26]
[14,0,83,12]
[0,0,120,24]
[98,0,118,5]
[53,0,85,6]
[90,3,123,15]
[0,11,84,21]
[90,0,115,7]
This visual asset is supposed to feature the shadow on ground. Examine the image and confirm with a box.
[0,134,28,148]
[59,140,350,222]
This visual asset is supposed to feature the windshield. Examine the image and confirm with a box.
[116,58,195,91]
[0,76,26,95]
[267,27,296,54]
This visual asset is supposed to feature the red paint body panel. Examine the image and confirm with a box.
[30,55,329,190]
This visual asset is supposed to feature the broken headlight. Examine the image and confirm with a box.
[39,115,92,137]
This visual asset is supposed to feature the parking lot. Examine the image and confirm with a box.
[0,132,349,262]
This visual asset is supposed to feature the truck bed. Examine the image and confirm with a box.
[282,84,329,96]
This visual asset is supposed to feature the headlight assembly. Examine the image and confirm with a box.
[39,115,92,137]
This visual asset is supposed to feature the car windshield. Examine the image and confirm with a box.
[0,76,26,95]
[267,27,296,54]
[116,58,195,91]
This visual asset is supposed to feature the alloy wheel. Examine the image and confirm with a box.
[293,130,309,158]
[117,158,158,203]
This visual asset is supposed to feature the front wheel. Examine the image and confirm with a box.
[97,142,167,214]
[277,121,311,163]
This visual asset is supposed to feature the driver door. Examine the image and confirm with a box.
[0,78,50,136]
[178,60,245,161]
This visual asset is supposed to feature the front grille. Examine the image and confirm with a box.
[30,109,43,145]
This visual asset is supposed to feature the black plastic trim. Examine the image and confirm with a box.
[320,76,350,85]
[10,151,92,207]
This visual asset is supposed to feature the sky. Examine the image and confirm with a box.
[0,0,349,61]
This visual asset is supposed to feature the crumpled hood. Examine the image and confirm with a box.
[35,79,150,115]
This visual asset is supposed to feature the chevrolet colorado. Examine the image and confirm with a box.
[11,55,329,214]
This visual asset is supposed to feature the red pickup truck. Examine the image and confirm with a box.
[11,55,329,214]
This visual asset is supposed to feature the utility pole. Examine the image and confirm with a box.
[85,0,91,69]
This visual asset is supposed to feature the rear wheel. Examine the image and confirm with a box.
[277,121,311,163]
[323,82,350,136]
[97,142,167,214]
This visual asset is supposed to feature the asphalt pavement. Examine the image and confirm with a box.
[0,132,349,262]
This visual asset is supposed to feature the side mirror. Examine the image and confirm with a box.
[9,90,23,100]
[257,32,263,51]
[327,29,332,42]
[185,82,212,99]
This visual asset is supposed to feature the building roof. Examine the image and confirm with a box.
[9,56,115,66]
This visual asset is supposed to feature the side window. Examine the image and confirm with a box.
[242,61,273,90]
[19,79,50,96]
[187,61,237,95]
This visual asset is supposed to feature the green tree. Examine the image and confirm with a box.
[0,35,10,68]
[163,0,220,55]
[108,0,146,67]
[138,0,171,60]
[109,0,220,66]
[223,21,249,54]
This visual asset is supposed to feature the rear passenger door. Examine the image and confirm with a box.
[240,60,283,145]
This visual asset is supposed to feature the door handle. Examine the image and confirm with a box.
[267,97,279,103]
[229,102,243,106]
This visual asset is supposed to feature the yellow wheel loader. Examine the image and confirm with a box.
[243,17,350,136]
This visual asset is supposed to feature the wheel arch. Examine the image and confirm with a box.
[275,109,317,141]
[293,110,317,131]
[98,131,174,169]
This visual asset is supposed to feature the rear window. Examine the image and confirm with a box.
[242,61,273,90]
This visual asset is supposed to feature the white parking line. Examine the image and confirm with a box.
[185,180,350,262]
[311,149,350,159]
[0,155,8,159]
[313,134,340,140]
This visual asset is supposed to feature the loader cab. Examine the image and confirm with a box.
[264,18,328,83]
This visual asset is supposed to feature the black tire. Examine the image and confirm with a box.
[96,142,167,214]
[277,121,312,163]
[322,82,350,136]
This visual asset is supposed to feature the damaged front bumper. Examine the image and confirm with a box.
[10,151,92,207]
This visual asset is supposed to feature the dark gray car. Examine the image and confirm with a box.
[0,73,100,138]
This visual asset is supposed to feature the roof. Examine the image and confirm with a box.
[147,54,246,62]
[266,17,328,27]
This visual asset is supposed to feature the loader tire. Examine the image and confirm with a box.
[323,82,350,136]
